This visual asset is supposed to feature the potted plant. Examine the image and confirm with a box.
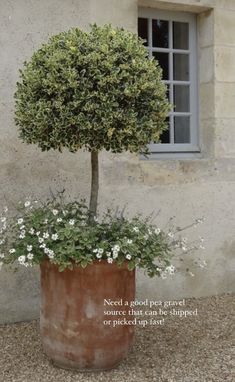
[0,24,179,370]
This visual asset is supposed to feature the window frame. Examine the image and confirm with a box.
[138,8,200,154]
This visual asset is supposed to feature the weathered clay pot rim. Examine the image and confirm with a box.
[42,258,131,270]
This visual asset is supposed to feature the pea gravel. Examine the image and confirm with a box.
[0,294,234,382]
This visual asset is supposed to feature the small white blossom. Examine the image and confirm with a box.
[18,255,26,264]
[189,272,195,277]
[148,229,153,235]
[9,248,16,254]
[133,227,139,233]
[36,231,41,236]
[166,265,175,275]
[39,243,46,249]
[44,247,50,254]
[27,253,34,260]
[3,206,8,213]
[96,253,102,259]
[19,232,25,239]
[199,245,205,250]
[44,219,48,224]
[51,233,58,241]
[62,210,68,216]
[126,254,132,260]
[106,252,111,257]
[98,248,104,254]
[0,253,5,259]
[0,239,5,245]
[20,225,25,230]
[24,201,31,207]
[113,252,118,259]
[17,218,24,225]
[52,210,58,216]
[107,257,113,264]
[112,244,120,252]
[69,219,75,226]
[93,249,98,253]
[57,218,62,223]
[47,249,55,259]
[29,228,35,235]
[168,232,174,239]
[154,228,161,235]
[43,232,50,239]
[182,246,187,252]
[38,237,44,243]
[127,239,133,244]
[1,217,6,223]
[27,245,32,252]
[144,234,149,240]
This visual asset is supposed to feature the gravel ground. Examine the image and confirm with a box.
[0,294,234,382]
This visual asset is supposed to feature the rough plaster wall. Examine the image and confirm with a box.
[0,0,235,323]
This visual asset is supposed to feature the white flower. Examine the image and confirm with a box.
[182,246,187,252]
[17,218,24,225]
[20,225,25,230]
[93,249,98,253]
[27,245,32,252]
[51,233,58,241]
[29,228,35,235]
[199,245,205,250]
[107,257,113,264]
[39,243,46,249]
[148,229,153,235]
[168,232,174,239]
[9,248,16,254]
[62,210,68,216]
[0,239,5,245]
[106,252,111,257]
[113,252,118,259]
[112,244,120,252]
[18,255,26,264]
[57,218,62,223]
[126,254,132,260]
[96,253,102,259]
[0,253,5,259]
[43,232,50,239]
[36,231,40,236]
[98,248,104,254]
[19,233,25,239]
[69,219,75,226]
[27,253,34,260]
[1,217,6,223]
[3,206,8,213]
[44,219,48,224]
[144,234,149,240]
[133,227,139,233]
[189,272,195,277]
[38,237,44,243]
[52,210,58,216]
[127,239,133,244]
[24,201,31,207]
[166,265,175,275]
[154,228,161,235]
[44,247,50,254]
[47,249,55,259]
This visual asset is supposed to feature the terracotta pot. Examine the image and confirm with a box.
[40,259,136,371]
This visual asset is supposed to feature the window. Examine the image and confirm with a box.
[138,9,199,155]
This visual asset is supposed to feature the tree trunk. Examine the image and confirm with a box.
[89,150,99,219]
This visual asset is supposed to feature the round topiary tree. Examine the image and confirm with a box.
[14,24,170,218]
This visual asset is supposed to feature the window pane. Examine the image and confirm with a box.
[159,117,170,143]
[138,18,148,46]
[152,19,169,48]
[173,54,189,81]
[174,85,190,112]
[174,116,190,143]
[173,22,189,50]
[153,52,169,80]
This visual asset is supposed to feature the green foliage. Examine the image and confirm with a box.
[0,198,176,278]
[14,24,170,154]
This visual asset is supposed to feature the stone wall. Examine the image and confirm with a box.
[0,0,234,323]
